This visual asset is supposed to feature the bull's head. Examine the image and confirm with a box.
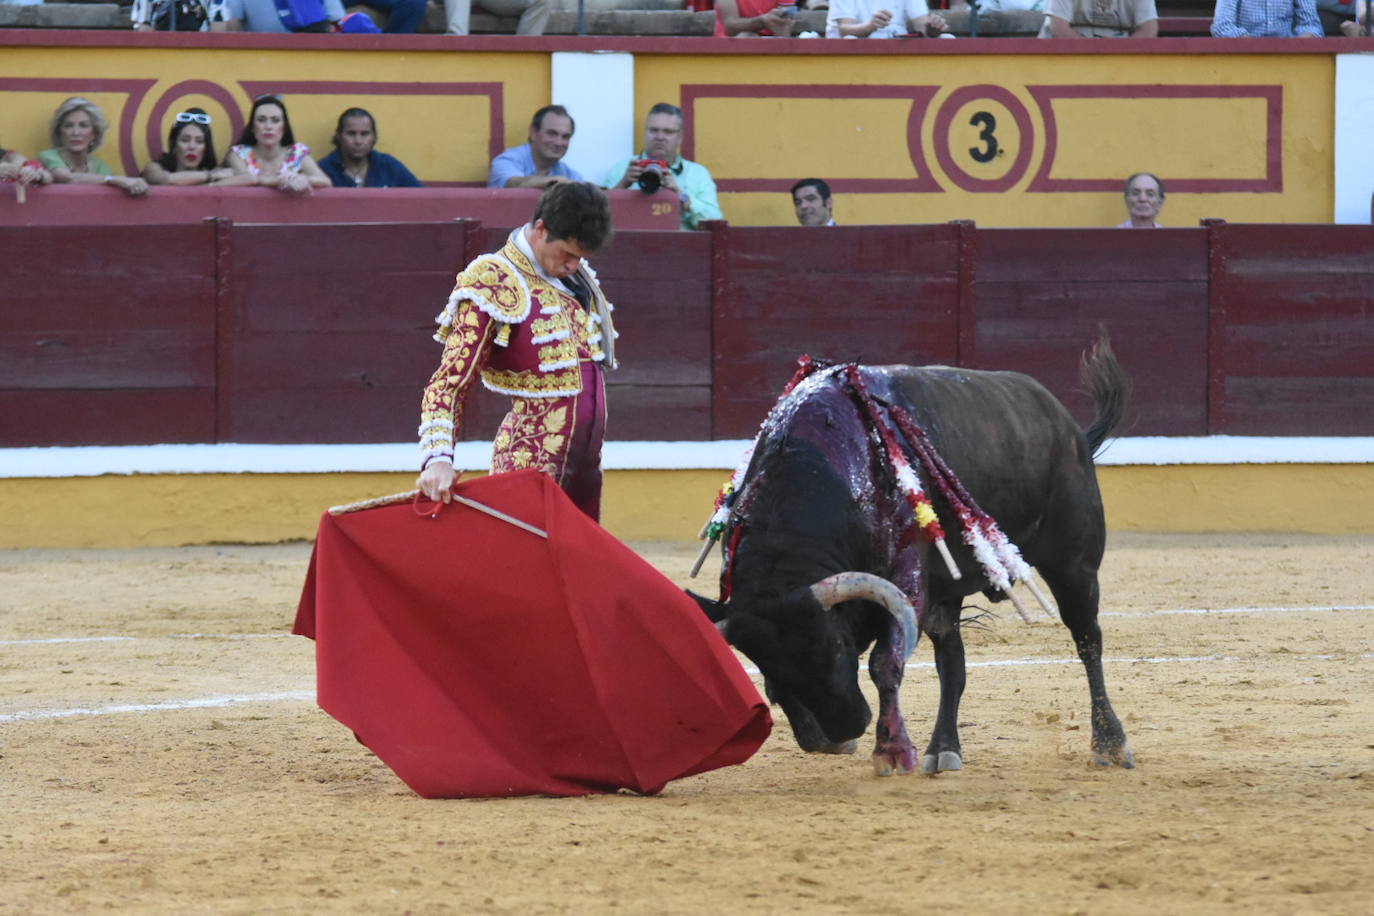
[690,573,916,753]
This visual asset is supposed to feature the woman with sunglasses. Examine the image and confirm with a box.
[224,95,330,194]
[142,108,236,186]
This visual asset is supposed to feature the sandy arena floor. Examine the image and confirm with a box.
[2,533,1373,915]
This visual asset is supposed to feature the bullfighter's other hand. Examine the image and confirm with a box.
[418,459,456,504]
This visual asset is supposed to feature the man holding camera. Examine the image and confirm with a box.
[603,103,722,231]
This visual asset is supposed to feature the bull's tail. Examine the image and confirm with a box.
[1080,332,1131,458]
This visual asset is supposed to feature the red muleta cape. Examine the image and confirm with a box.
[294,469,771,798]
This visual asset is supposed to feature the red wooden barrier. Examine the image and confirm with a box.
[221,220,473,443]
[974,228,1211,435]
[0,222,218,446]
[709,223,964,438]
[0,185,679,232]
[1207,223,1374,436]
[3,220,1372,450]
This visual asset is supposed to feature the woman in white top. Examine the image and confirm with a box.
[224,94,331,194]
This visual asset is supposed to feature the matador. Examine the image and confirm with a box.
[417,182,617,520]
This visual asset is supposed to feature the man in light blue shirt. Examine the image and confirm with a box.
[1210,0,1322,35]
[488,105,584,190]
[210,0,346,31]
[604,102,723,231]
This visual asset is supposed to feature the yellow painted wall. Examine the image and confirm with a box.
[2,43,1335,225]
[0,465,1369,549]
[636,53,1334,227]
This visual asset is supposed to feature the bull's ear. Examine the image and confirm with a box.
[685,588,729,623]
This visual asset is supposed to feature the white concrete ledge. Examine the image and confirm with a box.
[1,436,1371,478]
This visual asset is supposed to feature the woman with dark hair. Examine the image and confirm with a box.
[141,108,236,186]
[224,94,330,193]
[38,96,148,196]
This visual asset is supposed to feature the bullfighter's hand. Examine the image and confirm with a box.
[418,459,456,504]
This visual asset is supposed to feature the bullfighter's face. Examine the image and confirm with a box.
[528,219,592,279]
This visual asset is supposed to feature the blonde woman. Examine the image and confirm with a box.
[38,97,149,196]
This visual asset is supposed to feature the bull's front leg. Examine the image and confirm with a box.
[923,619,966,775]
[868,622,917,776]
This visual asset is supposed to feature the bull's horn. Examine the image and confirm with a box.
[809,573,917,663]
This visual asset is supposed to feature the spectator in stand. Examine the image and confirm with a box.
[352,0,427,31]
[1315,0,1358,33]
[209,0,346,31]
[715,0,797,35]
[826,0,950,36]
[224,95,331,193]
[488,106,582,189]
[0,146,52,191]
[38,97,149,197]
[1117,172,1165,228]
[792,178,836,226]
[1039,0,1158,35]
[444,0,550,35]
[318,108,423,188]
[605,103,722,231]
[1337,0,1370,32]
[141,108,236,186]
[1210,0,1322,34]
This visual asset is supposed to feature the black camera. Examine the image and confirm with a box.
[633,159,672,193]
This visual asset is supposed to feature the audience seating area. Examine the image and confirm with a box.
[0,0,1219,36]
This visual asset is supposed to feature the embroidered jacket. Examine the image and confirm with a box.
[418,233,615,468]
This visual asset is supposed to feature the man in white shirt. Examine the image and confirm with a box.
[1117,172,1165,228]
[1040,0,1158,36]
[826,0,949,36]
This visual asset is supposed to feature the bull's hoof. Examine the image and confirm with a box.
[921,751,963,776]
[1091,738,1136,769]
[811,739,859,755]
[871,746,918,777]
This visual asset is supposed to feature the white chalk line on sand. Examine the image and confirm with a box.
[4,603,1371,650]
[4,652,1371,725]
[0,690,314,723]
[0,633,289,647]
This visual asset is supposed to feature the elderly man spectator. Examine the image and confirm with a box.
[1210,0,1322,34]
[319,108,422,188]
[1117,172,1165,228]
[604,103,723,231]
[826,0,950,36]
[1039,0,1158,35]
[715,0,797,35]
[489,106,583,190]
[792,178,837,226]
[445,0,549,34]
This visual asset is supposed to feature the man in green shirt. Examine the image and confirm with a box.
[603,102,723,231]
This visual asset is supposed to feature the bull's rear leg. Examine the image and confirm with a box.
[1039,565,1134,768]
[868,627,917,776]
[922,617,966,775]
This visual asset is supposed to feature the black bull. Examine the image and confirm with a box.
[690,340,1135,775]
